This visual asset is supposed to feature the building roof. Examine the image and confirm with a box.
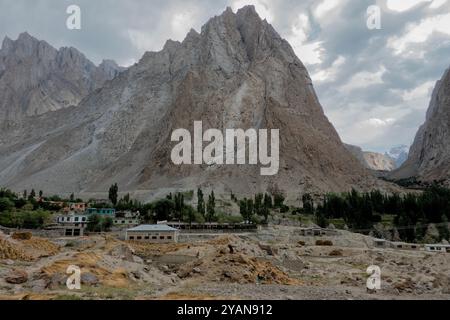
[127,224,178,232]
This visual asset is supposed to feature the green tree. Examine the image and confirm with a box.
[108,183,119,205]
[273,193,285,208]
[87,214,102,232]
[0,198,15,212]
[206,191,216,222]
[174,193,185,221]
[102,217,114,232]
[197,188,205,217]
[302,193,314,214]
[263,193,272,209]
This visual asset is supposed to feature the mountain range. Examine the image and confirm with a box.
[0,6,412,201]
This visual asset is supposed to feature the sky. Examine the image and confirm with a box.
[0,0,449,153]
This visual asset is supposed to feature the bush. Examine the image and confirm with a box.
[329,249,343,256]
[0,197,14,212]
[0,210,51,229]
[315,240,333,246]
[12,232,32,240]
[298,241,306,246]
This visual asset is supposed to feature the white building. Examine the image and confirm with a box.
[56,214,88,237]
[425,244,450,253]
[125,225,179,243]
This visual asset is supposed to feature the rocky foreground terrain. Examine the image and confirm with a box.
[1,227,449,300]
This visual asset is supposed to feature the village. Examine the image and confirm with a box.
[1,187,450,300]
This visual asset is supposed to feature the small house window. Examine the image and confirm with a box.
[129,236,134,240]
[167,236,172,240]
[145,236,149,240]
[160,236,165,240]
[152,236,157,240]
[137,236,142,240]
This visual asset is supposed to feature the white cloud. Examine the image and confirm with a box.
[386,0,447,11]
[127,29,159,53]
[287,13,324,65]
[388,13,450,54]
[361,117,396,128]
[231,0,274,22]
[340,66,386,92]
[171,12,197,41]
[400,81,435,101]
[315,0,340,19]
[311,56,346,82]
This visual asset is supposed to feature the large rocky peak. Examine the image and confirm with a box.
[0,32,123,122]
[392,68,450,184]
[0,6,393,199]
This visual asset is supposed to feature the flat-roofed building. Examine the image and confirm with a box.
[87,208,116,216]
[425,244,450,253]
[56,214,88,237]
[126,225,179,243]
[113,217,140,227]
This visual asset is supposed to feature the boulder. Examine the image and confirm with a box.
[81,273,99,286]
[5,269,28,284]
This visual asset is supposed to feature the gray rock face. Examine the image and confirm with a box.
[391,68,450,184]
[0,32,123,125]
[0,6,393,200]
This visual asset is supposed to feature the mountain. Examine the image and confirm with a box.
[0,6,394,200]
[0,32,123,128]
[345,144,396,171]
[391,68,450,185]
[385,145,409,168]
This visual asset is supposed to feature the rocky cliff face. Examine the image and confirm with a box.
[391,68,450,184]
[0,6,393,200]
[0,32,123,126]
[386,145,409,168]
[345,144,396,171]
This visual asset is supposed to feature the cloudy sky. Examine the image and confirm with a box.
[0,0,449,153]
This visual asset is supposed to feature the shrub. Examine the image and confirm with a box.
[315,240,333,246]
[329,249,343,256]
[12,232,32,240]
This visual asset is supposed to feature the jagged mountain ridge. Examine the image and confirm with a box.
[0,32,124,128]
[0,6,395,200]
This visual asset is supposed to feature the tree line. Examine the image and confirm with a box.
[313,185,450,243]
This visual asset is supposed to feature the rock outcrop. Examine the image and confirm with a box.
[345,144,396,171]
[0,32,123,127]
[0,6,394,200]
